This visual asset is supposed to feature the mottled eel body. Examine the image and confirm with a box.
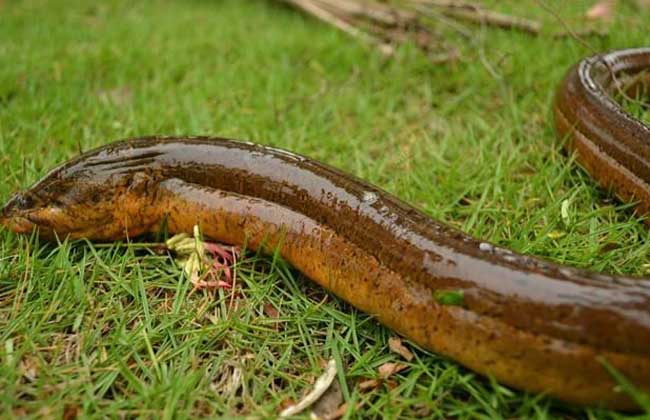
[3,49,650,410]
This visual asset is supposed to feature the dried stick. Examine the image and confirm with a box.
[282,0,548,64]
[284,0,374,43]
[282,0,460,61]
[413,0,541,34]
[311,0,416,26]
[552,27,609,39]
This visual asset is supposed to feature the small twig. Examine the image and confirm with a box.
[552,27,609,38]
[534,0,597,53]
[283,0,457,59]
[536,1,646,117]
[281,0,545,66]
[283,0,381,48]
[410,2,474,39]
[413,0,541,34]
[313,0,416,27]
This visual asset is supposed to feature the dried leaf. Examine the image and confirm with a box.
[378,362,408,379]
[358,378,381,391]
[280,359,338,418]
[586,0,617,21]
[388,337,414,361]
[318,402,363,420]
[278,398,296,412]
[384,379,398,390]
[264,303,279,318]
[63,404,80,420]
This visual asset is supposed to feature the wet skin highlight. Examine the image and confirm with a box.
[3,49,650,410]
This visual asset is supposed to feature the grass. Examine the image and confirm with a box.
[1,0,650,418]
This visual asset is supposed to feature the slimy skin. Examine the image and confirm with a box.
[3,49,650,410]
[554,48,650,216]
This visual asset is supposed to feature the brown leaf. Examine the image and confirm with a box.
[264,303,282,330]
[63,404,80,420]
[327,403,349,420]
[321,402,364,420]
[378,362,408,379]
[385,379,398,390]
[278,398,296,412]
[388,337,414,361]
[263,303,279,318]
[358,378,381,392]
[586,0,617,21]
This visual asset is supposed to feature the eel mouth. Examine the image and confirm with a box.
[1,193,37,234]
[0,214,36,234]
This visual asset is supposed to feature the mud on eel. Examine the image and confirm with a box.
[3,49,650,410]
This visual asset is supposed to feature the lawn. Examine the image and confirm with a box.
[1,0,650,418]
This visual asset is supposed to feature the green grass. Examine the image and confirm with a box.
[1,0,650,418]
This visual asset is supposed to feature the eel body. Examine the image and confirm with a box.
[3,49,650,410]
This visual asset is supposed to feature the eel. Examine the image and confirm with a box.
[2,48,650,410]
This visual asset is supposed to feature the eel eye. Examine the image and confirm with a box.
[13,193,34,210]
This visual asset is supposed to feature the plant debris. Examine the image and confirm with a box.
[378,362,409,378]
[278,0,543,64]
[263,303,280,318]
[358,378,382,391]
[279,359,338,417]
[165,225,240,291]
[62,404,80,420]
[586,0,616,21]
[388,337,414,361]
[356,362,411,393]
[318,401,364,420]
[433,289,464,306]
[210,362,243,398]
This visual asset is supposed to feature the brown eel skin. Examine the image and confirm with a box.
[2,49,650,410]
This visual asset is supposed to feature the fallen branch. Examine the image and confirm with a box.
[284,0,379,46]
[277,0,545,65]
[279,0,460,63]
[414,0,541,34]
[552,27,609,39]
